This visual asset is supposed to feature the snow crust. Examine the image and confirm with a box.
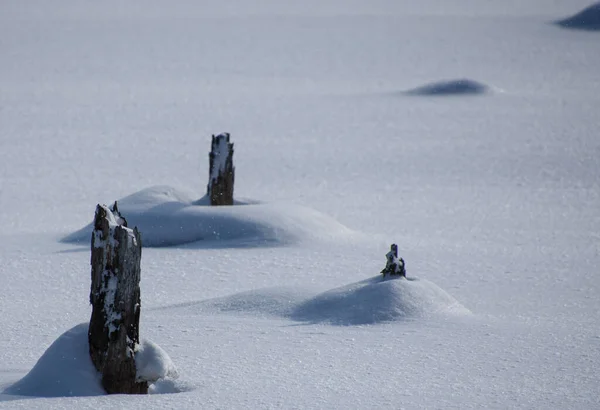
[555,2,600,30]
[62,185,357,248]
[3,324,178,398]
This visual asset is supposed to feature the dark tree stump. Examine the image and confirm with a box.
[207,133,235,206]
[89,202,147,394]
[381,243,406,278]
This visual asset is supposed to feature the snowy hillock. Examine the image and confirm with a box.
[555,2,600,30]
[404,79,491,96]
[3,324,180,398]
[62,185,356,248]
[159,277,471,326]
[291,276,471,325]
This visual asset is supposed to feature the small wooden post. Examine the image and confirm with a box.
[88,202,147,394]
[207,133,235,206]
[381,243,406,278]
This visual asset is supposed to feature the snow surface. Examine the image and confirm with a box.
[1,0,600,408]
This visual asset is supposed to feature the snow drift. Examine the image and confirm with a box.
[404,79,491,96]
[156,277,470,326]
[555,2,600,30]
[291,276,471,325]
[3,323,179,398]
[62,186,356,248]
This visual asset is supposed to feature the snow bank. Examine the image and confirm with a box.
[292,276,471,325]
[3,323,180,397]
[62,185,356,248]
[555,2,600,30]
[404,79,491,96]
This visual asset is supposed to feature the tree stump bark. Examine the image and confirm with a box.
[207,133,235,206]
[88,202,148,394]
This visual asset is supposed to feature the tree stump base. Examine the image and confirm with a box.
[88,202,148,394]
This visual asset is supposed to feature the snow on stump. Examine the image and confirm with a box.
[207,132,235,206]
[88,202,148,394]
[381,244,406,278]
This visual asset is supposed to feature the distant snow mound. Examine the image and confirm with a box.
[555,2,600,30]
[291,276,470,325]
[4,323,182,397]
[405,79,490,96]
[62,185,356,248]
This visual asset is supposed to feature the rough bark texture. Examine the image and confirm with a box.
[89,203,147,394]
[207,133,235,206]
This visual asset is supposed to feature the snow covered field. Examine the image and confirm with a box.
[1,0,599,408]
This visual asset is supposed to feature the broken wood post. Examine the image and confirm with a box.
[381,243,406,278]
[207,132,235,206]
[88,202,147,394]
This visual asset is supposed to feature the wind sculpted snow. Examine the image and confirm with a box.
[152,277,470,326]
[62,186,358,248]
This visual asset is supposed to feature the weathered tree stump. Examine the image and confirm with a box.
[207,133,235,206]
[89,202,147,394]
[381,243,406,278]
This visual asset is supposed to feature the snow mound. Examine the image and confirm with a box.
[62,185,356,248]
[3,324,104,397]
[153,279,470,326]
[3,323,180,397]
[555,2,600,30]
[404,79,491,96]
[291,276,471,325]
